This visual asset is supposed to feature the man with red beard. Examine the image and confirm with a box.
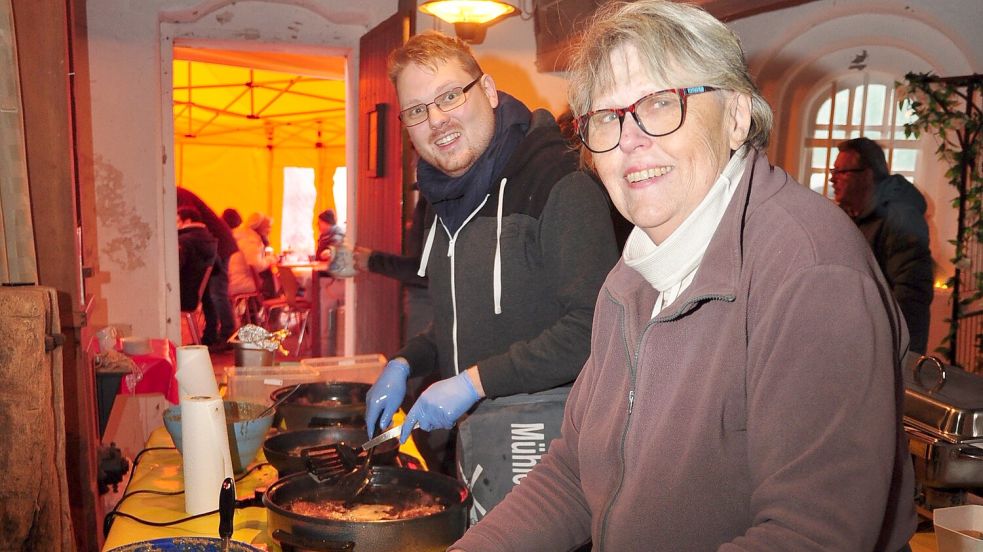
[365,31,619,480]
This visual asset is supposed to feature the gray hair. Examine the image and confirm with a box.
[568,0,772,154]
[837,137,890,181]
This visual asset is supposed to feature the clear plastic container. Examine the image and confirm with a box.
[300,354,386,384]
[224,365,321,405]
[935,505,983,551]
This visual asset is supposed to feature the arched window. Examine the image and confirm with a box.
[802,72,919,198]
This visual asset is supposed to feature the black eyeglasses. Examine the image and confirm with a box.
[574,86,719,153]
[399,75,483,127]
[829,167,867,176]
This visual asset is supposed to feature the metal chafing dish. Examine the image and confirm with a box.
[903,355,983,489]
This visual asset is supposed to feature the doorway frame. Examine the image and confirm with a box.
[158,8,362,352]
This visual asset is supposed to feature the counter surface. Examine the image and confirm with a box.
[102,427,275,550]
[101,424,940,551]
[103,411,423,551]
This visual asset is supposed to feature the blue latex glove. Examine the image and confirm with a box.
[365,358,410,438]
[401,372,480,443]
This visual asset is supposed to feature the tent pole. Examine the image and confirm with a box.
[267,132,276,249]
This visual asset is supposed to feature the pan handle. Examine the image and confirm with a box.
[958,445,983,460]
[913,355,946,393]
[271,529,355,551]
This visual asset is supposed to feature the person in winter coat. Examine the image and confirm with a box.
[228,212,277,298]
[832,137,934,353]
[364,31,620,472]
[450,1,915,551]
[176,206,218,313]
[176,187,237,347]
[315,209,345,262]
[222,208,242,230]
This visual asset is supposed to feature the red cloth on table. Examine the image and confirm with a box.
[115,339,180,404]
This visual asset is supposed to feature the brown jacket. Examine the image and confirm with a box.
[453,151,916,551]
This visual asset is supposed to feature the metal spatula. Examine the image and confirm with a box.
[252,382,305,420]
[337,448,375,505]
[303,423,408,484]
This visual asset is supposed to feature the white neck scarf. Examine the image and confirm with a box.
[623,146,749,314]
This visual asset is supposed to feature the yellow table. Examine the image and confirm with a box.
[103,413,425,551]
[910,530,938,552]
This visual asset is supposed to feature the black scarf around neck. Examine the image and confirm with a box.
[417,91,530,234]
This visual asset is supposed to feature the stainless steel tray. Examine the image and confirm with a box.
[905,425,983,488]
[903,355,983,443]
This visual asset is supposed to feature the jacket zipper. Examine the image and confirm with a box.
[445,194,492,375]
[595,292,735,550]
[652,293,735,322]
[596,300,637,551]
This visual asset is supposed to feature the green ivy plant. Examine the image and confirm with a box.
[899,72,983,364]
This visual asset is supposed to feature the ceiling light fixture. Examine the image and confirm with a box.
[418,0,519,45]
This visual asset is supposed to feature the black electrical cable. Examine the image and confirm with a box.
[107,507,219,528]
[131,446,177,466]
[104,443,273,536]
[103,493,265,534]
[117,461,272,501]
[103,489,266,536]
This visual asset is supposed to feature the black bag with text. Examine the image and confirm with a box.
[456,385,571,524]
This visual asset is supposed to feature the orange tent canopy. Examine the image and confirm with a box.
[172,47,348,252]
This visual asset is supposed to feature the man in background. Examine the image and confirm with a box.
[315,209,345,261]
[831,137,934,353]
[222,208,242,230]
[176,188,238,351]
[176,206,218,315]
[229,212,278,299]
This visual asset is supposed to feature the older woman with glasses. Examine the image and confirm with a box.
[450,1,916,551]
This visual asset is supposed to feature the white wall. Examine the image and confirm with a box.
[729,0,983,352]
[84,0,395,341]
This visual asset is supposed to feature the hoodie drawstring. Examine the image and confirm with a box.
[493,178,507,314]
[417,217,438,277]
[414,180,506,373]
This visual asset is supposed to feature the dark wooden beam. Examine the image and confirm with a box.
[533,0,821,73]
[354,13,406,356]
[10,0,101,549]
[695,0,821,22]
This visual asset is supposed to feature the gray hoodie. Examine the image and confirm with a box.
[397,109,619,398]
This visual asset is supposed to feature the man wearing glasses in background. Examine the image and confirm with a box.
[365,31,619,478]
[832,137,934,353]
